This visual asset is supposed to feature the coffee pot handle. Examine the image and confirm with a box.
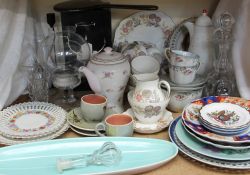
[164,48,172,63]
[158,80,171,100]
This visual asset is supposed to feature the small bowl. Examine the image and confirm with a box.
[131,56,160,75]
[167,86,203,113]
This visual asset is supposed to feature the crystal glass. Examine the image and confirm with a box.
[40,30,90,103]
[57,142,122,173]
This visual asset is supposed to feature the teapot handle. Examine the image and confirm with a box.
[158,80,171,100]
[164,48,172,63]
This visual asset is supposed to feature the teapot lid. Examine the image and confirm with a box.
[196,9,212,27]
[91,47,125,64]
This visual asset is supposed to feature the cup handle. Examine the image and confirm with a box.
[95,123,106,137]
[195,61,200,72]
[159,80,171,100]
[164,48,172,63]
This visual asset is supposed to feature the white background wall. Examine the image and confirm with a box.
[31,0,219,37]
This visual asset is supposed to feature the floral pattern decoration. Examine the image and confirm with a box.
[207,110,240,126]
[8,111,55,132]
[133,105,161,118]
[120,13,172,42]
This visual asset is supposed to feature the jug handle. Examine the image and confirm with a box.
[158,80,171,100]
[164,48,171,63]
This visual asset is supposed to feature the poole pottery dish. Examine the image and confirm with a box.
[113,11,175,54]
[182,96,250,144]
[0,137,178,175]
[169,117,250,170]
[0,102,66,139]
[123,108,173,134]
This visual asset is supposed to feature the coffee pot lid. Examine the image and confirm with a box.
[91,47,125,64]
[196,9,212,27]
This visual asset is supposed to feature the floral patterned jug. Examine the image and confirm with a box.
[130,74,171,123]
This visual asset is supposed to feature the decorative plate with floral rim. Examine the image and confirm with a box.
[0,122,69,145]
[182,96,250,144]
[0,102,67,139]
[113,11,175,54]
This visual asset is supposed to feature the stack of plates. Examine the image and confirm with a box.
[199,102,250,135]
[0,102,69,145]
[169,96,250,170]
[67,107,105,137]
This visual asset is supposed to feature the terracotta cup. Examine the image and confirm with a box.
[95,114,134,137]
[80,94,107,122]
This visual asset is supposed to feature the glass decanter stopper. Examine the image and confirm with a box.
[56,142,122,173]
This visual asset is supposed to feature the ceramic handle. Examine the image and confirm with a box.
[158,80,171,100]
[164,48,172,63]
[195,61,200,72]
[95,123,106,137]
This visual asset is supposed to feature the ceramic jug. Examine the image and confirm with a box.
[129,75,171,123]
[184,10,215,75]
[79,47,130,115]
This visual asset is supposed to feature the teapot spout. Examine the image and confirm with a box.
[79,66,102,94]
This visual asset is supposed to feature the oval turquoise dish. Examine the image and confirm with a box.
[0,137,178,175]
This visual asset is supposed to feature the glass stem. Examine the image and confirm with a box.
[63,89,76,103]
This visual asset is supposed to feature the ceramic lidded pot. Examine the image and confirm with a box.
[79,47,130,115]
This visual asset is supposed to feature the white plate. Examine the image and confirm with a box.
[0,102,66,139]
[0,122,69,145]
[113,10,175,54]
[200,102,250,130]
[123,108,173,134]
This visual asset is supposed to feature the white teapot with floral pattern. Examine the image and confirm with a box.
[79,47,130,115]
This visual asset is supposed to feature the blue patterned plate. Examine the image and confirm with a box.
[182,96,250,144]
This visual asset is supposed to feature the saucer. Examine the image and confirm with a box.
[70,125,105,137]
[160,74,206,88]
[67,107,103,132]
[123,108,173,134]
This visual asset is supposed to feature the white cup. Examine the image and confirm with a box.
[80,94,107,122]
[95,114,134,137]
